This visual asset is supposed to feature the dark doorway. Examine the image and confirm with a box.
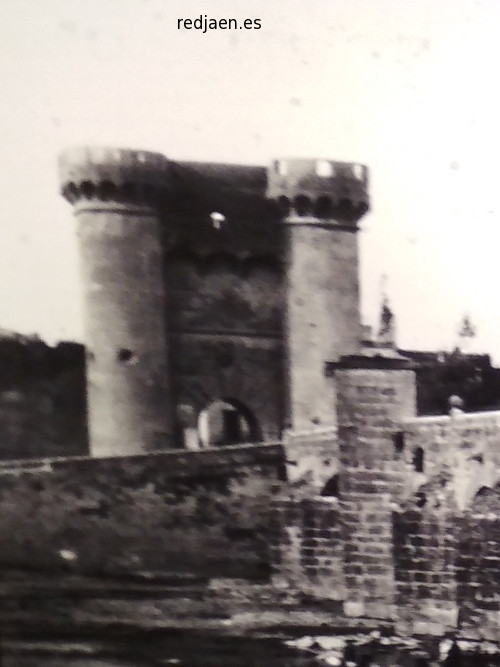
[198,399,260,448]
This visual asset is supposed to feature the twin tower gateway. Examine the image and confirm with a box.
[58,147,370,458]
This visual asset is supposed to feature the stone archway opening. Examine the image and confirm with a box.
[198,399,261,448]
[320,473,339,498]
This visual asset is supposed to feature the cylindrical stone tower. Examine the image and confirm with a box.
[267,159,369,432]
[59,146,173,458]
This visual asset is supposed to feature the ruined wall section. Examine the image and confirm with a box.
[393,412,500,639]
[402,411,500,509]
[282,427,339,495]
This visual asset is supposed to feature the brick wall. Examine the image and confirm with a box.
[270,496,344,600]
[335,364,416,469]
[334,357,417,620]
[393,499,458,636]
[454,486,500,640]
[392,497,500,639]
[341,487,395,619]
[455,515,500,639]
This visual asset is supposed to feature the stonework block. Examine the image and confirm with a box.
[344,600,365,617]
[363,600,396,620]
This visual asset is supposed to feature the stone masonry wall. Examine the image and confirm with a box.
[165,253,285,441]
[393,413,500,638]
[286,228,361,432]
[455,514,500,640]
[0,443,286,579]
[454,486,500,641]
[402,411,500,508]
[270,496,345,600]
[282,426,339,495]
[391,491,500,640]
[335,362,417,620]
[393,499,458,636]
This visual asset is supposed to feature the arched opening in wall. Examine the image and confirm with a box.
[314,196,333,219]
[320,474,339,498]
[80,180,96,199]
[293,195,311,217]
[277,195,290,216]
[412,447,425,473]
[475,485,493,498]
[98,180,117,201]
[197,399,261,448]
[470,485,500,514]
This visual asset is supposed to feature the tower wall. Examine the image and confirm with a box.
[285,225,360,429]
[59,147,173,457]
[267,158,369,432]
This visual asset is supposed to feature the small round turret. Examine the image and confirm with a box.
[267,158,369,223]
[59,146,173,458]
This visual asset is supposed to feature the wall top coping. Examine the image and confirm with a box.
[325,353,416,375]
[0,441,285,476]
[266,158,368,198]
[402,410,500,429]
[283,426,338,440]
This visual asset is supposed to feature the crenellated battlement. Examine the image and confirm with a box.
[58,146,169,206]
[266,158,369,223]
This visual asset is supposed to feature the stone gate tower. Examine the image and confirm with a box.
[59,147,173,458]
[267,159,369,432]
[59,147,369,457]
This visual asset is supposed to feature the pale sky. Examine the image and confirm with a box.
[1,0,499,359]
